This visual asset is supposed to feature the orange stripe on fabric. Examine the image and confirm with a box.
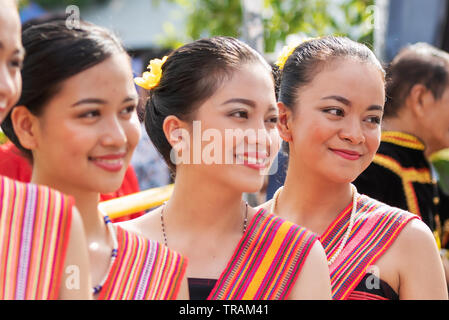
[220,213,274,299]
[263,228,305,299]
[241,221,293,299]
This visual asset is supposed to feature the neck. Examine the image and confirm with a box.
[31,169,107,243]
[277,159,353,235]
[164,168,247,237]
[382,115,421,140]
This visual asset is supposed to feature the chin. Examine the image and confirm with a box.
[94,180,125,195]
[232,172,265,194]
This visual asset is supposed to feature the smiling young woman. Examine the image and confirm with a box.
[121,36,332,300]
[1,20,186,300]
[258,36,448,300]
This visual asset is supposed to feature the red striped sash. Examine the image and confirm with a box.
[98,226,187,300]
[0,176,73,300]
[208,208,318,300]
[321,193,417,300]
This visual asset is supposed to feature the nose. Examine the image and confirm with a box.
[101,116,128,147]
[246,120,275,155]
[339,116,366,145]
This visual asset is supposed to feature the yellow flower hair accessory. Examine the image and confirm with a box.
[134,55,168,90]
[275,37,317,70]
[275,43,297,70]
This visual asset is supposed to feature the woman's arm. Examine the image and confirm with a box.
[397,219,448,299]
[287,240,332,300]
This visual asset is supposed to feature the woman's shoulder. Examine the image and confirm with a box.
[116,207,162,243]
[358,193,436,261]
[356,193,416,220]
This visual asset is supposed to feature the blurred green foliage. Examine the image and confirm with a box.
[164,0,375,53]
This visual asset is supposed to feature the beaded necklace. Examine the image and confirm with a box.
[92,213,119,295]
[270,184,357,266]
[159,202,248,247]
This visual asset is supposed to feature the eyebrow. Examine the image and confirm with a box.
[222,98,278,112]
[222,98,256,108]
[71,96,138,107]
[321,95,383,112]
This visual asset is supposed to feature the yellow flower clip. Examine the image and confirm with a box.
[275,37,317,70]
[275,43,297,70]
[134,55,168,90]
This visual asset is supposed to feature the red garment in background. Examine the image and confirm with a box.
[0,141,144,222]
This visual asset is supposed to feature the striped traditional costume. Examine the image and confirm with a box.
[0,176,73,300]
[207,208,318,300]
[98,225,187,300]
[322,191,417,300]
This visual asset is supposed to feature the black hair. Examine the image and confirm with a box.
[277,36,385,154]
[144,36,272,172]
[384,42,449,118]
[1,19,126,160]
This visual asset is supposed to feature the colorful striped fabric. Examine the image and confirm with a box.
[98,225,187,300]
[321,192,418,300]
[0,176,73,300]
[208,208,318,300]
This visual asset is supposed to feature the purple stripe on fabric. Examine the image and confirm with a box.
[15,184,37,300]
[134,239,157,300]
[234,217,283,299]
[254,225,300,299]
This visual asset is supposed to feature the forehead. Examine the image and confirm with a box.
[300,58,385,104]
[208,62,275,103]
[0,3,21,53]
[48,53,136,105]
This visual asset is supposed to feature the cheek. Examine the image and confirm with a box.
[364,130,381,158]
[11,73,21,107]
[126,118,142,150]
[39,122,87,162]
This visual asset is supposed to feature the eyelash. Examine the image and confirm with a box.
[366,116,381,124]
[323,107,344,117]
[230,110,248,119]
[323,107,381,125]
[121,105,136,115]
[266,116,279,124]
[80,110,100,118]
[9,59,23,69]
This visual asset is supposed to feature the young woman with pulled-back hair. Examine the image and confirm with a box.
[0,0,92,300]
[258,36,448,300]
[121,36,332,300]
[1,19,186,300]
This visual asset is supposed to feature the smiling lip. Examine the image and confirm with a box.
[235,152,269,170]
[89,153,126,172]
[330,148,362,161]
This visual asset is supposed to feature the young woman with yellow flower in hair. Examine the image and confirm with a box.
[2,19,186,300]
[258,36,448,300]
[121,36,332,300]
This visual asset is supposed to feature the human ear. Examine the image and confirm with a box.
[408,84,434,118]
[162,115,190,151]
[277,101,293,142]
[10,106,39,150]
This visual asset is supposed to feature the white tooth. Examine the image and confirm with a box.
[247,157,258,163]
[96,159,121,165]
